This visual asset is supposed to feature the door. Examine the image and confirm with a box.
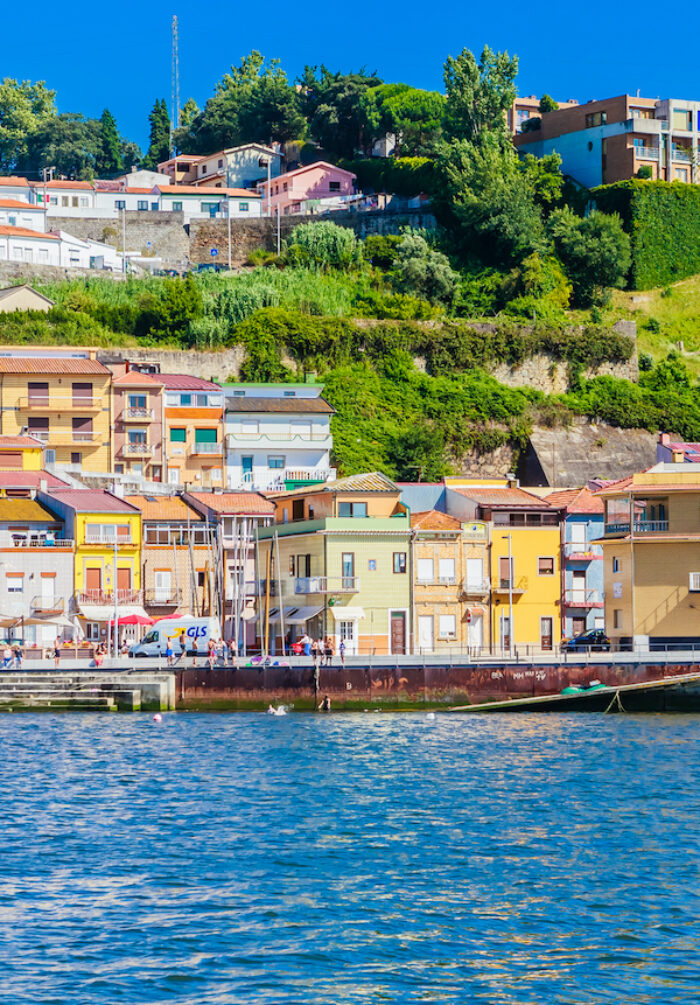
[85,567,101,600]
[41,575,55,610]
[338,620,357,655]
[466,557,484,590]
[499,613,511,652]
[390,611,406,655]
[468,614,483,651]
[540,617,553,651]
[572,569,586,604]
[117,567,131,600]
[154,570,171,604]
[417,615,434,654]
[242,456,254,482]
[570,523,586,545]
[572,616,586,637]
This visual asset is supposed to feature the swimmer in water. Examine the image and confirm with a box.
[318,694,331,712]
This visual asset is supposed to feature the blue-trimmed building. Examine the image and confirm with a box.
[546,487,605,640]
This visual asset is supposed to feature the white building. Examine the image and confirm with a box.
[159,144,282,189]
[52,231,124,271]
[94,187,161,214]
[36,180,95,212]
[0,226,61,266]
[223,383,335,491]
[0,177,33,203]
[0,200,47,232]
[154,185,262,223]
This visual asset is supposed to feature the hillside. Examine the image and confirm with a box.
[613,273,700,376]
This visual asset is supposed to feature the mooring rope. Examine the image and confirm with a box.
[603,689,625,714]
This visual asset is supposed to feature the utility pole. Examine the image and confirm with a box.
[227,194,232,270]
[170,15,180,157]
[276,207,281,256]
[121,205,127,275]
[502,533,514,659]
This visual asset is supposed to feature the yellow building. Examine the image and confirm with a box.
[445,479,563,653]
[259,472,412,655]
[39,488,145,644]
[599,462,700,647]
[0,353,112,471]
[411,510,491,653]
[0,433,45,470]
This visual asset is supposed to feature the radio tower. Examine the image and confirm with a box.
[170,15,180,156]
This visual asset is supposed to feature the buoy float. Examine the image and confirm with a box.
[153,713,163,723]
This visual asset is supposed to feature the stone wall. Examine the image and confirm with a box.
[0,261,118,285]
[47,212,190,268]
[97,346,246,383]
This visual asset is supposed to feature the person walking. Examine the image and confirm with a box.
[53,640,61,669]
[207,639,216,670]
[228,637,237,667]
[191,636,198,668]
[339,638,346,668]
[12,644,22,670]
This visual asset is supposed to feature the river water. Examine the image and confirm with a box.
[1,712,698,1004]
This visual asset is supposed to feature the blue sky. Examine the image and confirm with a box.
[4,2,700,151]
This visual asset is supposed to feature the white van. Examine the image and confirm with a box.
[129,616,222,658]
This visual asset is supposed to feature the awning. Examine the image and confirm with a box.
[20,614,77,629]
[78,604,151,623]
[329,606,365,621]
[268,606,298,625]
[285,605,324,625]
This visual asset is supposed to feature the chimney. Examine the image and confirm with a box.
[112,481,125,498]
[506,472,519,489]
[659,432,671,446]
[40,479,47,493]
[672,449,685,464]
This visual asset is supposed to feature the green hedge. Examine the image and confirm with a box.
[339,157,436,197]
[593,179,700,289]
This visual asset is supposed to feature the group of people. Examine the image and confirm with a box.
[295,634,346,667]
[164,633,239,669]
[2,645,22,670]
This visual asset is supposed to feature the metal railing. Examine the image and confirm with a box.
[77,589,142,605]
[294,576,360,594]
[84,533,134,545]
[494,576,528,592]
[144,588,182,606]
[605,520,669,534]
[564,541,603,559]
[122,442,153,455]
[11,537,73,549]
[227,431,332,444]
[18,396,101,410]
[461,578,491,594]
[121,407,154,421]
[563,589,604,607]
[189,442,223,455]
[633,146,659,160]
[672,149,692,162]
[30,595,64,613]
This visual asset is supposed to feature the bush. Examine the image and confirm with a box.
[283,220,361,270]
[362,234,402,270]
[593,179,700,289]
[340,157,436,196]
[548,207,631,306]
[392,231,459,306]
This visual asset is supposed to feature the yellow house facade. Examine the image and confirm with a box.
[0,353,112,471]
[599,462,700,646]
[0,433,44,470]
[259,472,412,655]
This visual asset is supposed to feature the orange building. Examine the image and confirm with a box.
[160,374,225,489]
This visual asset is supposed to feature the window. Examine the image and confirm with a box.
[342,553,355,587]
[612,557,621,573]
[673,109,692,131]
[85,523,131,543]
[283,390,296,397]
[80,197,89,207]
[218,159,223,168]
[70,452,81,465]
[168,468,180,485]
[538,557,555,576]
[338,501,368,518]
[585,111,607,128]
[172,201,183,212]
[61,196,69,207]
[85,622,100,641]
[8,215,16,227]
[417,558,434,582]
[268,456,285,469]
[194,428,217,443]
[283,182,288,191]
[128,429,147,444]
[6,574,23,593]
[180,394,191,406]
[239,202,249,212]
[115,199,126,210]
[438,615,456,638]
[393,553,407,574]
[195,394,209,407]
[151,202,159,211]
[292,499,305,521]
[613,609,622,629]
[689,573,700,592]
[197,571,206,586]
[170,428,186,442]
[438,558,456,583]
[128,394,146,410]
[137,201,148,211]
[200,202,219,214]
[289,556,295,576]
[329,181,341,191]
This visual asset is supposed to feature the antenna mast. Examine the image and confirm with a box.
[170,14,180,156]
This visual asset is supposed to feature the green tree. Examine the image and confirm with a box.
[120,139,141,172]
[179,97,199,130]
[21,113,101,178]
[300,65,382,158]
[443,45,518,143]
[143,98,171,169]
[393,231,459,306]
[360,83,445,155]
[389,424,448,481]
[0,78,56,171]
[96,108,123,175]
[548,207,631,306]
[538,94,559,113]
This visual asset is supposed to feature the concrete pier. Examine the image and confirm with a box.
[0,671,175,712]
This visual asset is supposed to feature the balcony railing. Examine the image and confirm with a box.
[84,534,134,546]
[633,146,659,160]
[11,536,73,549]
[30,595,64,613]
[493,576,528,593]
[227,431,332,444]
[144,587,182,606]
[461,578,491,595]
[564,541,603,560]
[672,149,692,162]
[564,589,604,608]
[18,396,101,411]
[122,442,153,455]
[121,407,154,422]
[605,520,669,534]
[77,589,142,606]
[28,430,101,445]
[190,442,223,455]
[294,576,360,594]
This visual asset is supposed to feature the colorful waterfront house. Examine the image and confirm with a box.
[0,496,75,648]
[257,161,356,216]
[598,462,700,648]
[657,432,700,464]
[160,374,225,489]
[258,472,412,655]
[0,352,112,472]
[0,433,45,470]
[411,510,491,654]
[110,368,164,482]
[39,488,145,645]
[125,494,213,620]
[545,487,605,640]
[184,491,275,645]
[222,382,335,492]
[444,478,563,654]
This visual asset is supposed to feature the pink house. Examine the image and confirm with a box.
[258,161,356,215]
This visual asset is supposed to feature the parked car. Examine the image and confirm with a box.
[561,629,611,653]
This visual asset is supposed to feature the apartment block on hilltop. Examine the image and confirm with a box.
[223,382,335,491]
[0,352,112,471]
[507,94,579,135]
[514,94,700,187]
[599,462,700,648]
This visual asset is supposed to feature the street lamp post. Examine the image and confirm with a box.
[502,533,514,658]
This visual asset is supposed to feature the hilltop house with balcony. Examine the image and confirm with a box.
[223,383,335,491]
[599,462,700,648]
[158,144,282,189]
[185,491,275,646]
[161,374,225,489]
[258,161,356,216]
[126,494,213,621]
[0,352,112,471]
[39,488,145,644]
[111,369,164,481]
[0,496,75,649]
[514,94,700,187]
[258,472,411,655]
[410,510,491,654]
[546,487,605,640]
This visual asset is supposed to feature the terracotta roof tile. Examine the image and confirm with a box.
[411,510,462,530]
[187,491,275,516]
[0,435,46,448]
[157,185,261,198]
[451,486,553,508]
[40,180,94,190]
[47,489,140,514]
[0,226,58,240]
[0,177,31,188]
[160,373,222,391]
[544,487,604,514]
[112,370,163,387]
[125,494,204,521]
[0,357,108,374]
[0,199,44,211]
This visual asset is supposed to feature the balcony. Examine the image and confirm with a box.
[564,589,604,609]
[564,541,603,561]
[633,146,659,160]
[120,407,154,422]
[605,520,669,535]
[493,576,528,594]
[144,587,182,607]
[189,442,223,456]
[294,576,360,595]
[461,578,491,596]
[227,430,332,446]
[672,149,692,162]
[84,534,134,547]
[28,430,102,446]
[30,595,64,614]
[10,536,73,549]
[77,589,142,605]
[18,396,102,412]
[122,442,153,456]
